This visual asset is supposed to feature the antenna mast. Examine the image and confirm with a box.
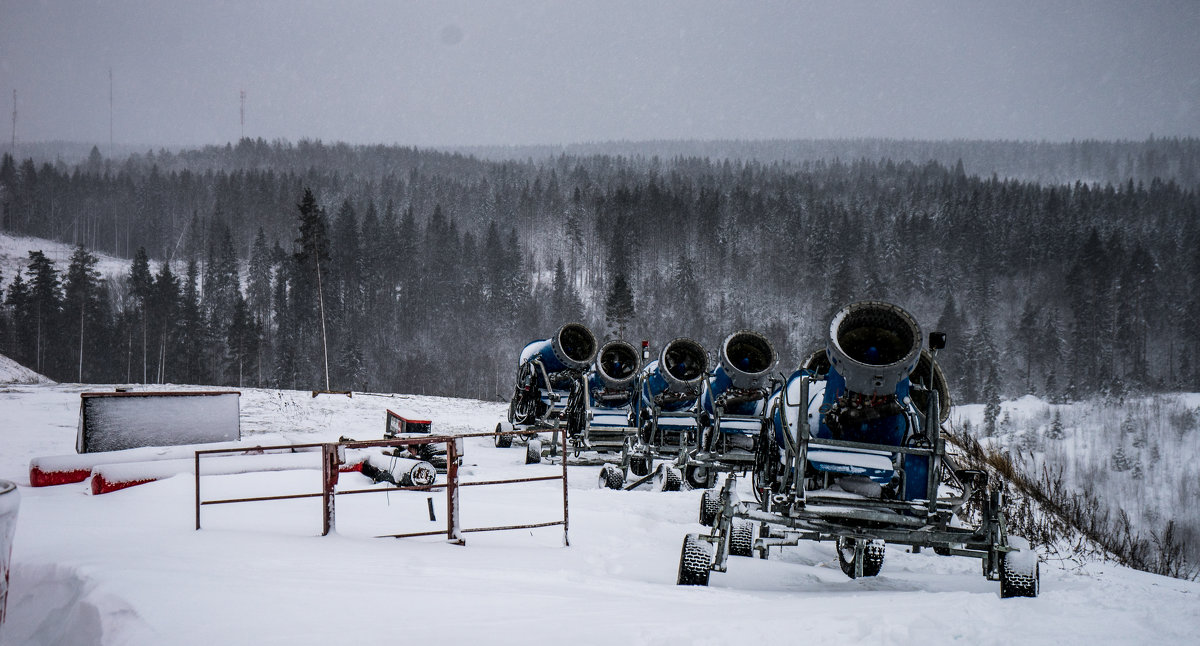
[109,69,114,156]
[240,90,245,140]
[10,89,15,153]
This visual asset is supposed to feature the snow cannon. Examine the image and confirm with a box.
[641,337,709,408]
[595,340,642,389]
[517,322,597,374]
[505,323,597,434]
[707,330,777,415]
[565,340,644,457]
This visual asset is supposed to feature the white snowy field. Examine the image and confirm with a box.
[2,383,1199,646]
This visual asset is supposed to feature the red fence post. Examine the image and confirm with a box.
[321,444,336,536]
[446,438,465,545]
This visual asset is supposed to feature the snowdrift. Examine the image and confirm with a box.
[0,354,52,386]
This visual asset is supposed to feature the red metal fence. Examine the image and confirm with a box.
[194,430,569,546]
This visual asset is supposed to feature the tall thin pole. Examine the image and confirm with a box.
[10,89,15,153]
[240,90,245,140]
[316,257,331,391]
[109,69,113,156]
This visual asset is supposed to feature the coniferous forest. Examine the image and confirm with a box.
[1,137,1199,406]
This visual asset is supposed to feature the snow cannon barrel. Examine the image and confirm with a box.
[827,301,922,397]
[714,330,777,391]
[518,323,597,373]
[643,337,709,397]
[595,340,642,389]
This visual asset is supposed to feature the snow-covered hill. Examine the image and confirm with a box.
[0,354,53,386]
[0,232,131,284]
[1,383,1198,645]
[954,394,1200,567]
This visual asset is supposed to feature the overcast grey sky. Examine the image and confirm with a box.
[2,0,1198,148]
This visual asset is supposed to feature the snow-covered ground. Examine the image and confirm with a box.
[2,383,1199,645]
[0,232,131,284]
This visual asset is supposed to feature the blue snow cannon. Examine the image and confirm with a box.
[771,301,937,501]
[567,339,643,454]
[507,323,597,428]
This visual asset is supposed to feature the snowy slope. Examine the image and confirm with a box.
[0,232,131,284]
[0,355,53,385]
[1,384,1198,645]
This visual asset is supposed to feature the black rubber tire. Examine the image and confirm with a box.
[699,489,720,526]
[494,424,513,448]
[685,464,714,490]
[677,533,712,586]
[1000,538,1040,598]
[656,466,682,492]
[599,464,625,490]
[730,520,754,557]
[525,439,542,464]
[630,454,652,477]
[837,537,885,578]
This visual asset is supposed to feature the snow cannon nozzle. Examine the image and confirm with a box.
[659,337,709,393]
[827,301,922,397]
[596,340,642,389]
[719,330,777,390]
[519,323,597,374]
[550,322,597,371]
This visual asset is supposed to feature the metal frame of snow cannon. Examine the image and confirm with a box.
[624,337,711,491]
[682,330,781,490]
[567,340,643,453]
[495,323,597,463]
[676,302,1039,597]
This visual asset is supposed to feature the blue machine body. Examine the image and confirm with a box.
[639,359,701,414]
[772,365,930,500]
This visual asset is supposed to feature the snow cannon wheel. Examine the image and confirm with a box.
[598,464,625,490]
[729,520,754,557]
[654,465,682,492]
[494,423,513,448]
[837,537,885,578]
[685,464,715,490]
[677,533,713,586]
[525,439,542,464]
[1000,536,1040,598]
[699,489,720,526]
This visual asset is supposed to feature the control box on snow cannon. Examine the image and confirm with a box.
[76,390,241,453]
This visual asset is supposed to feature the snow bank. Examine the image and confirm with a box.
[0,355,52,386]
[29,435,298,487]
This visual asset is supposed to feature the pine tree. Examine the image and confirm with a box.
[605,273,636,339]
[4,271,32,366]
[25,251,62,375]
[247,228,273,342]
[149,261,180,383]
[63,244,102,382]
[1046,410,1065,439]
[983,364,1001,436]
[127,247,154,382]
